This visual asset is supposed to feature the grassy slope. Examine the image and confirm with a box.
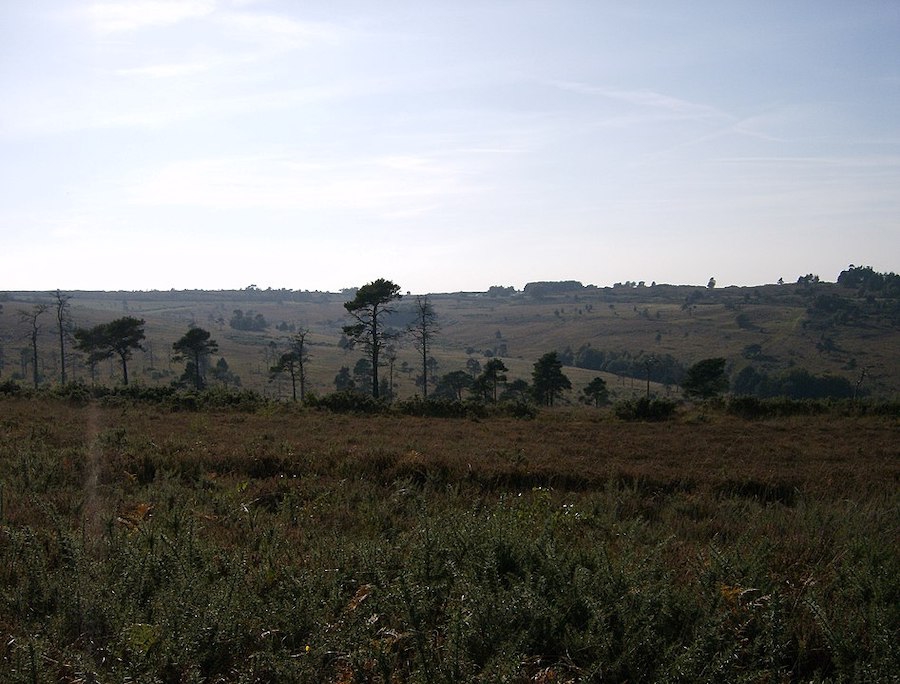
[1,280,898,398]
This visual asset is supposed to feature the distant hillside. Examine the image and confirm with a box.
[1,267,898,399]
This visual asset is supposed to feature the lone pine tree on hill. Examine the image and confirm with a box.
[342,279,402,399]
[532,351,572,406]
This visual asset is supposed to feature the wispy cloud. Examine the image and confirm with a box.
[123,152,487,217]
[554,81,726,120]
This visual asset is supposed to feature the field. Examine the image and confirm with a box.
[1,396,897,682]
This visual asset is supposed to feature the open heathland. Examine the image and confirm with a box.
[1,396,897,682]
[2,272,899,400]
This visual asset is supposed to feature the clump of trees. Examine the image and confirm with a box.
[523,281,584,298]
[229,309,269,331]
[172,327,219,390]
[269,330,310,402]
[74,317,146,385]
[561,345,686,387]
[682,358,729,400]
[472,358,508,403]
[838,264,900,295]
[733,366,854,400]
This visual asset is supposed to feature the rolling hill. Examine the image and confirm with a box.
[1,270,898,400]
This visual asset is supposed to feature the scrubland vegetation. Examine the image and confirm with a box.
[1,394,897,682]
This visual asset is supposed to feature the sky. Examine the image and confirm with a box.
[1,1,899,293]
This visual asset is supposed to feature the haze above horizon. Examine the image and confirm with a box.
[2,1,898,294]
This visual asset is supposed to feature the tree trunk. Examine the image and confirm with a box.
[371,310,380,399]
[31,333,39,389]
[58,325,66,384]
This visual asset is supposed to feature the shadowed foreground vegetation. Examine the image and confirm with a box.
[0,397,897,682]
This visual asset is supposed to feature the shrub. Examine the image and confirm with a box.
[307,390,387,414]
[614,396,678,421]
[501,400,538,420]
[727,396,829,419]
[0,379,24,396]
[394,397,469,418]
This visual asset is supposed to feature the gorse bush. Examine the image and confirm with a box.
[614,395,678,421]
[727,395,900,419]
[0,379,24,396]
[306,389,387,414]
[394,396,471,418]
[727,395,829,418]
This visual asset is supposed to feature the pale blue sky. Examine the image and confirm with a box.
[2,1,898,293]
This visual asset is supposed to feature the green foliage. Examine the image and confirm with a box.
[307,389,387,414]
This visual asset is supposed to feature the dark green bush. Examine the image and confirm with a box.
[727,396,829,418]
[0,379,24,396]
[394,397,470,418]
[307,390,387,414]
[614,396,678,421]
